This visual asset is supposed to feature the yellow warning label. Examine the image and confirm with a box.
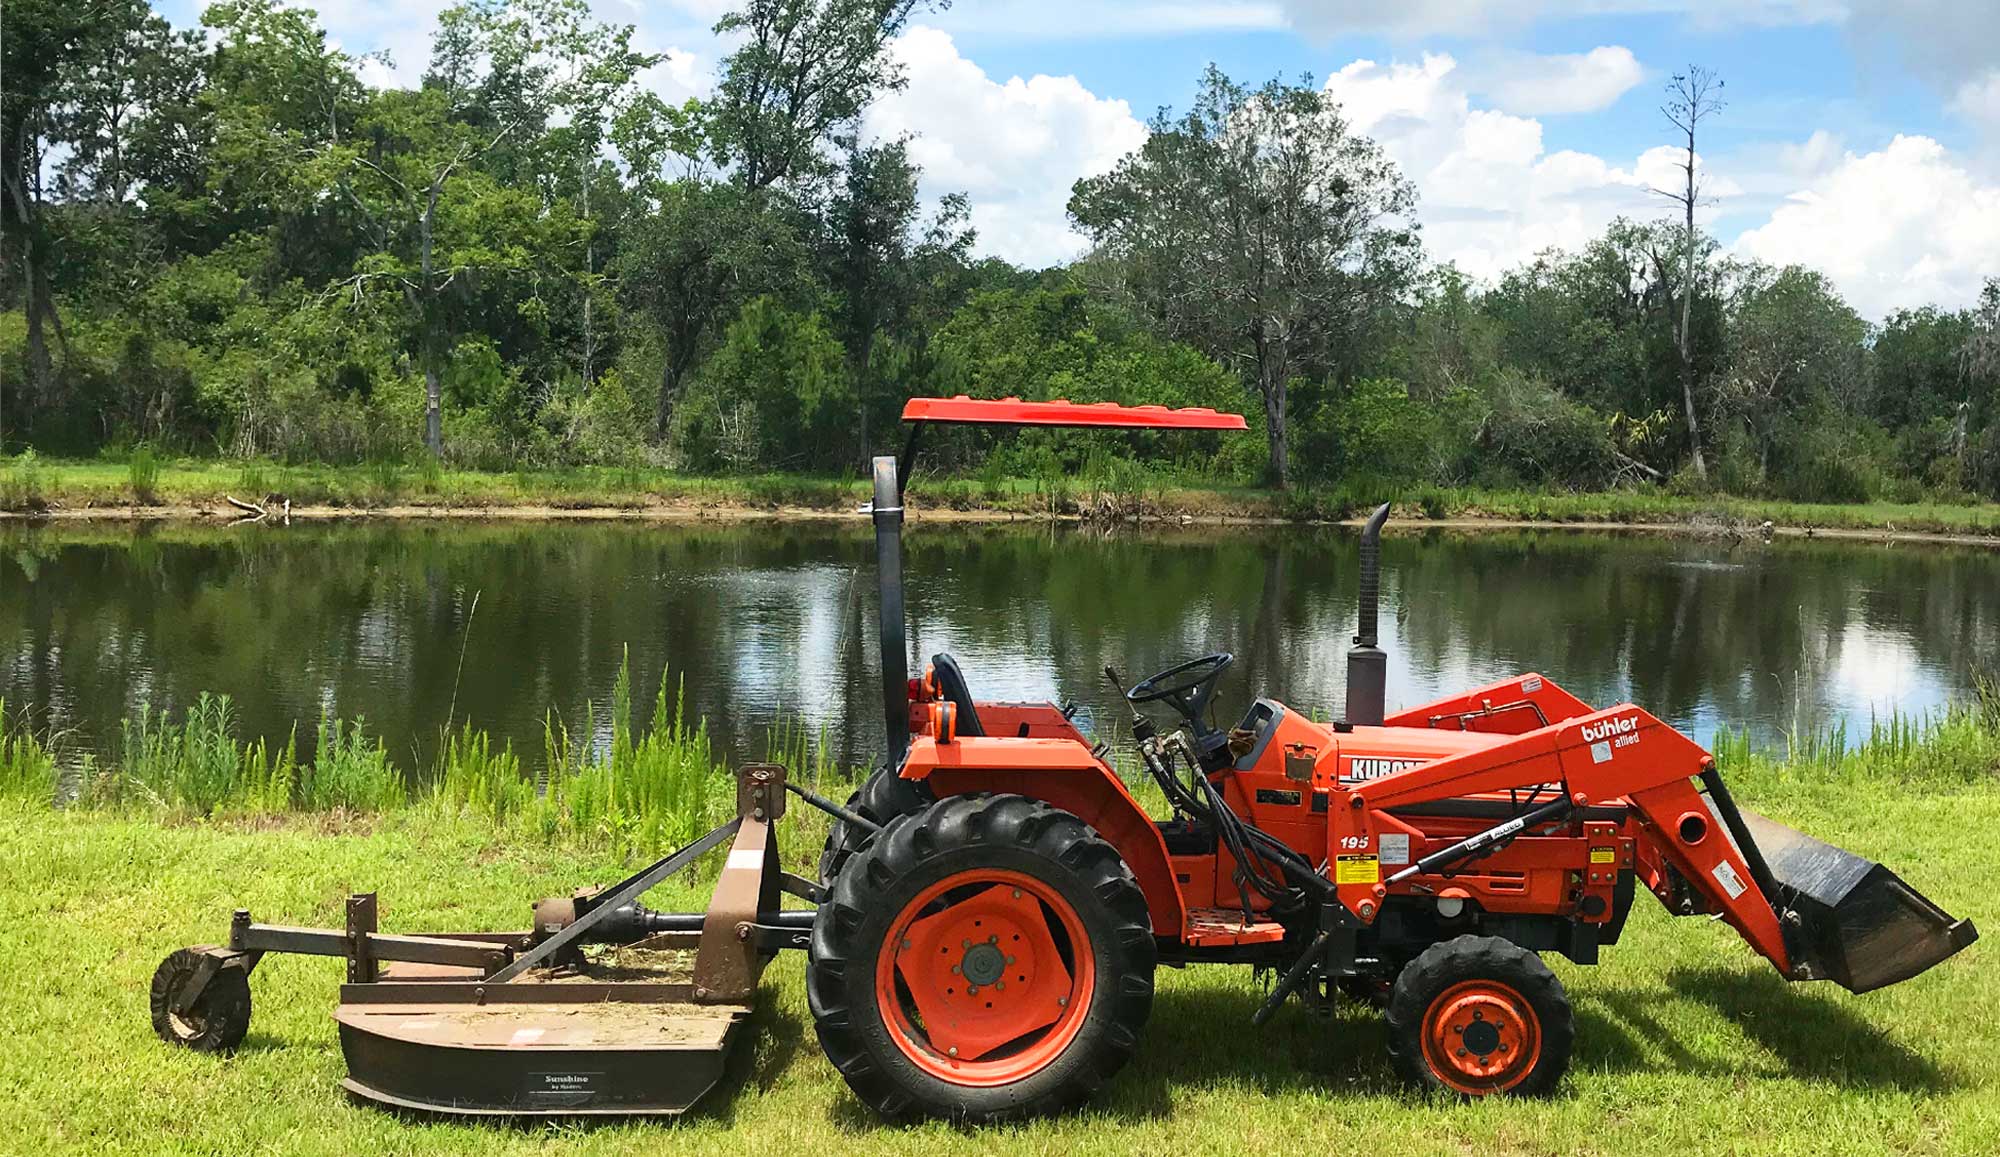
[1590,847,1617,864]
[1335,854,1380,885]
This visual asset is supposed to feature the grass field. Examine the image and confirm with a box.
[3,756,1996,1154]
[8,452,2000,538]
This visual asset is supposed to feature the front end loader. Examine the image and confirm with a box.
[151,397,1975,1119]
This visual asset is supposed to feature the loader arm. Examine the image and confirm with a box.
[1382,672,1596,734]
[1329,704,1798,975]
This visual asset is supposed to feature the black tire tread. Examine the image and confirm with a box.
[1385,934,1573,1097]
[808,793,1155,1122]
[149,948,252,1053]
[817,767,934,883]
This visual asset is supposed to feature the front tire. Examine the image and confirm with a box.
[808,793,1155,1122]
[1385,935,1573,1097]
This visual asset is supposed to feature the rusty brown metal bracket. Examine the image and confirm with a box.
[693,764,787,1003]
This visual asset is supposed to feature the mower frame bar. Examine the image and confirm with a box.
[489,817,743,981]
[167,763,802,1027]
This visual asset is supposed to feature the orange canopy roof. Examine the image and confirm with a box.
[900,396,1248,431]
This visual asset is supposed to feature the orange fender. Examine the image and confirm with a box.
[902,737,1186,939]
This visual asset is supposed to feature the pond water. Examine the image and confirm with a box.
[5,518,1996,774]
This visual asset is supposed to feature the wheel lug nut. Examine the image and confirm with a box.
[1006,955,1015,965]
[1012,889,1022,899]
[947,1047,958,1057]
[967,985,979,995]
[989,934,999,944]
[995,981,1005,991]
[962,939,971,948]
[1456,1048,1468,1057]
[951,965,960,974]
[1057,996,1068,1007]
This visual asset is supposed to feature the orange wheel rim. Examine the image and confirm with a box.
[875,868,1096,1086]
[1420,979,1541,1094]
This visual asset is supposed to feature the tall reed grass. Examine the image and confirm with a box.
[431,656,735,851]
[1711,679,2000,789]
[86,695,400,814]
[0,699,60,802]
[6,669,1992,865]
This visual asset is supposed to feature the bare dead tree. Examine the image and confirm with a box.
[1652,65,1724,482]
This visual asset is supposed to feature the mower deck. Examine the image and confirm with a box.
[337,988,750,1116]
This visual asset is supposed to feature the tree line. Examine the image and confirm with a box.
[5,0,1999,500]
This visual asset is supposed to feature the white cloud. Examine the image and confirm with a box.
[1321,53,1725,280]
[1318,50,1996,316]
[639,48,715,107]
[1846,1,2000,92]
[1474,46,1645,116]
[315,0,452,86]
[1953,70,2000,163]
[1957,73,2000,125]
[933,1,1285,40]
[865,26,1148,267]
[1276,0,1840,39]
[1734,135,2000,319]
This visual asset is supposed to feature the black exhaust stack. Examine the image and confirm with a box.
[871,456,910,762]
[1344,503,1392,727]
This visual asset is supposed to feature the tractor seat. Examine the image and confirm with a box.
[929,653,986,737]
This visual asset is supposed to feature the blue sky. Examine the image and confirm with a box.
[159,1,2000,318]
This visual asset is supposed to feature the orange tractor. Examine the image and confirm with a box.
[152,398,1974,1121]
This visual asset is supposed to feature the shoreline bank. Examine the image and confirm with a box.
[6,460,2000,545]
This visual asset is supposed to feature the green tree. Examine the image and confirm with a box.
[690,296,851,467]
[826,139,972,457]
[1720,264,1865,483]
[1482,219,1722,476]
[621,180,807,442]
[708,0,942,193]
[1070,66,1420,486]
[431,0,658,388]
[2,1,144,433]
[1396,264,1501,402]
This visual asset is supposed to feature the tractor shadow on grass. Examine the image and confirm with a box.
[823,981,1406,1130]
[1098,984,1407,1118]
[813,964,1955,1130]
[1573,967,1953,1093]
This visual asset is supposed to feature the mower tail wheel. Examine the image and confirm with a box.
[808,793,1156,1122]
[1386,935,1572,1097]
[816,766,934,883]
[150,948,252,1053]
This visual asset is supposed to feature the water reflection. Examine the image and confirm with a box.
[4,520,1995,774]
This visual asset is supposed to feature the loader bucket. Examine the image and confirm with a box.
[1738,809,1978,993]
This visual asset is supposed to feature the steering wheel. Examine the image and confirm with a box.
[1126,651,1233,734]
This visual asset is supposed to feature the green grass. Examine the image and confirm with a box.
[9,455,2000,537]
[0,697,60,797]
[0,773,1993,1155]
[0,695,1996,1152]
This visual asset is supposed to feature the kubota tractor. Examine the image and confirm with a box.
[150,398,1975,1122]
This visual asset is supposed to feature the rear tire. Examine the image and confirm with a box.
[817,766,933,883]
[150,948,252,1053]
[1385,935,1571,1097]
[808,793,1155,1122]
